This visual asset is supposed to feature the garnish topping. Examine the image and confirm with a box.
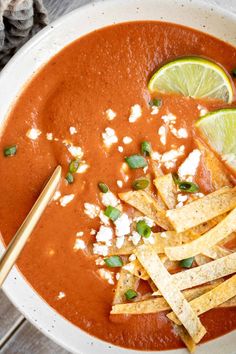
[180,257,195,268]
[125,289,138,300]
[141,141,152,156]
[98,182,109,193]
[136,220,151,238]
[3,145,17,157]
[125,154,147,169]
[104,206,121,221]
[132,178,150,191]
[104,255,123,267]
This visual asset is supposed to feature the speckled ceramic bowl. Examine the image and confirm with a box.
[0,0,235,353]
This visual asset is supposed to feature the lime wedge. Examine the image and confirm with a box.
[148,57,234,103]
[196,108,236,170]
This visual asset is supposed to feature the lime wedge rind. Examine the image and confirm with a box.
[196,108,236,170]
[148,57,234,103]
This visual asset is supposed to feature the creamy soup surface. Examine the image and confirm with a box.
[0,21,236,351]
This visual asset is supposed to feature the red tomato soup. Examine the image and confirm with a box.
[0,22,236,351]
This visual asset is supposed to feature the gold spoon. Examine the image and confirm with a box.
[0,165,62,287]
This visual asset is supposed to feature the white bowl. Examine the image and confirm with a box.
[0,0,236,353]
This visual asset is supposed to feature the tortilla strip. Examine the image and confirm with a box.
[196,139,232,190]
[151,160,164,178]
[166,186,236,233]
[154,174,177,209]
[124,252,178,281]
[219,295,236,308]
[153,252,236,296]
[190,213,226,236]
[113,269,139,304]
[165,208,236,260]
[135,244,206,343]
[119,190,172,229]
[108,231,183,256]
[202,245,231,260]
[111,284,219,314]
[167,274,236,325]
[174,325,196,353]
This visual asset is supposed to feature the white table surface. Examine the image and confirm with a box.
[0,0,235,353]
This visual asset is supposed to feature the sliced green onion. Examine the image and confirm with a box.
[66,172,74,184]
[150,98,162,107]
[180,257,194,268]
[179,181,199,193]
[3,145,17,157]
[104,255,123,267]
[136,220,151,238]
[98,182,109,193]
[172,173,180,185]
[104,206,121,221]
[132,178,149,190]
[141,141,152,156]
[231,68,236,77]
[125,154,147,169]
[125,289,138,300]
[69,159,80,173]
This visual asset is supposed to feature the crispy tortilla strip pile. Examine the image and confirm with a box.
[107,151,236,353]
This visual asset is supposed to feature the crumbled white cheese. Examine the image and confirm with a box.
[129,254,137,262]
[95,257,105,266]
[129,231,141,246]
[123,136,133,144]
[161,146,185,169]
[161,113,176,124]
[178,149,201,179]
[106,108,117,121]
[97,268,114,285]
[93,243,109,256]
[96,226,113,245]
[118,146,124,153]
[158,125,167,145]
[101,191,119,207]
[84,203,100,219]
[26,128,41,140]
[76,163,89,174]
[99,211,110,226]
[128,104,142,123]
[151,106,159,115]
[73,239,86,250]
[68,145,83,158]
[177,194,188,203]
[143,166,148,174]
[90,229,96,235]
[116,236,125,249]
[57,291,65,300]
[176,201,184,209]
[46,132,53,140]
[59,194,75,207]
[69,126,77,135]
[177,128,188,138]
[151,151,161,161]
[160,232,167,238]
[114,213,131,237]
[102,127,118,147]
[116,272,120,281]
[134,216,155,227]
[117,180,123,188]
[197,104,208,117]
[53,190,61,201]
[195,192,205,198]
[76,231,84,237]
[123,262,135,272]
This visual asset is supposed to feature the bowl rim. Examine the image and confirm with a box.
[0,0,236,353]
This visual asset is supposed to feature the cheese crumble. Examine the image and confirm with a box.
[114,213,131,237]
[69,126,77,135]
[128,104,142,123]
[178,149,201,180]
[101,191,119,207]
[46,132,53,140]
[59,194,74,207]
[26,128,41,140]
[73,239,86,250]
[96,226,113,245]
[106,108,117,121]
[102,127,118,147]
[57,291,65,300]
[123,136,133,144]
[68,145,83,158]
[84,203,100,219]
[97,268,114,285]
